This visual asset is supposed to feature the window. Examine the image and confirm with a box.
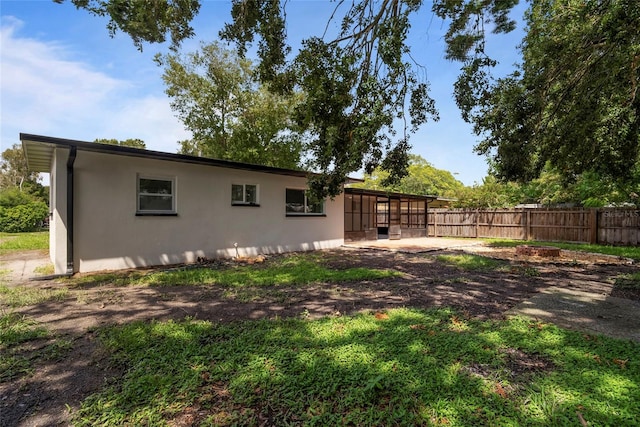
[286,188,325,215]
[137,175,176,214]
[232,184,259,205]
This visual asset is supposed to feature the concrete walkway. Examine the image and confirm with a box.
[0,249,51,284]
[507,287,640,342]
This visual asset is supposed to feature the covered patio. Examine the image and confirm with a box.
[344,188,436,242]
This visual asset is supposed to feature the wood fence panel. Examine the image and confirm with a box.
[529,209,592,243]
[476,209,526,239]
[430,209,477,238]
[427,208,639,246]
[598,209,640,245]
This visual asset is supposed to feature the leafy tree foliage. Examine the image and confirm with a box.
[463,0,640,185]
[55,0,200,50]
[453,165,640,208]
[57,0,519,197]
[352,154,463,197]
[94,138,146,148]
[156,42,303,169]
[0,199,49,233]
[1,144,40,191]
[0,144,47,204]
[222,0,444,197]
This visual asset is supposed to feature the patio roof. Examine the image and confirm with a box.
[344,186,437,201]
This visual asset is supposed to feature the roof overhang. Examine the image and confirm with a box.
[22,137,57,172]
[20,133,312,178]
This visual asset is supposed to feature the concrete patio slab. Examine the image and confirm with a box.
[343,237,485,253]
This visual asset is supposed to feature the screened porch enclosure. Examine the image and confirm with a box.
[344,188,433,241]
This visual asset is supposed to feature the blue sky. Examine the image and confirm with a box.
[1,0,527,186]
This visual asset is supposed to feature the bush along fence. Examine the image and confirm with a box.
[428,208,640,246]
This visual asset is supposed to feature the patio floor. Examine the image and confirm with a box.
[343,237,486,253]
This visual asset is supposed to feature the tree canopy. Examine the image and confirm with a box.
[55,0,200,50]
[156,42,303,169]
[351,154,464,197]
[1,144,47,204]
[0,144,49,231]
[1,144,40,191]
[464,0,640,185]
[94,138,147,148]
[452,164,640,208]
[56,0,518,197]
[57,1,638,199]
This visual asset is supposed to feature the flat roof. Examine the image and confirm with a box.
[20,133,311,178]
[344,186,437,201]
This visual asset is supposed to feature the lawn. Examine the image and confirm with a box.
[0,312,71,382]
[0,231,49,252]
[75,308,640,426]
[486,239,640,261]
[69,253,400,288]
[3,233,639,425]
[435,253,506,271]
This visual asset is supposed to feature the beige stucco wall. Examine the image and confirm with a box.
[66,150,343,272]
[50,148,69,274]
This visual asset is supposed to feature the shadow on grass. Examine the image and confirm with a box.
[75,309,640,426]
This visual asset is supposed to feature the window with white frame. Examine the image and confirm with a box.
[231,184,259,205]
[285,188,325,215]
[137,175,176,214]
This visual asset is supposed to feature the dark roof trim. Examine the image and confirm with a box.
[345,186,437,201]
[20,133,311,178]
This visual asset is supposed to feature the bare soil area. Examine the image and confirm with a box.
[1,246,638,427]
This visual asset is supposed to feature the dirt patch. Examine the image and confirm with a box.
[1,246,638,426]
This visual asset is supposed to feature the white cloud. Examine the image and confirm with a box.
[0,16,190,151]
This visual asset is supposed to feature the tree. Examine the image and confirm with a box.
[156,42,303,169]
[352,154,463,197]
[1,144,47,204]
[452,164,640,208]
[54,0,200,50]
[463,0,640,185]
[0,145,49,231]
[94,138,146,148]
[55,0,519,197]
[1,144,41,191]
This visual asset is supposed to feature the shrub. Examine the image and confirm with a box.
[0,202,48,232]
[0,187,35,208]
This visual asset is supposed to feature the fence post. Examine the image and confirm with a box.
[475,209,479,238]
[590,209,598,244]
[526,210,532,241]
[434,210,438,237]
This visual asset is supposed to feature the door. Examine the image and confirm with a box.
[376,198,389,238]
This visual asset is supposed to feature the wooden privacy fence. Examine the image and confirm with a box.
[428,208,640,246]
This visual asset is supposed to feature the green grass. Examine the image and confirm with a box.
[436,253,505,271]
[33,264,55,276]
[71,254,399,288]
[486,239,640,261]
[0,284,69,308]
[0,312,71,382]
[0,231,49,252]
[615,272,640,289]
[75,308,640,426]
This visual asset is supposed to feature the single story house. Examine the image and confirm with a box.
[21,134,344,274]
[21,133,440,274]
